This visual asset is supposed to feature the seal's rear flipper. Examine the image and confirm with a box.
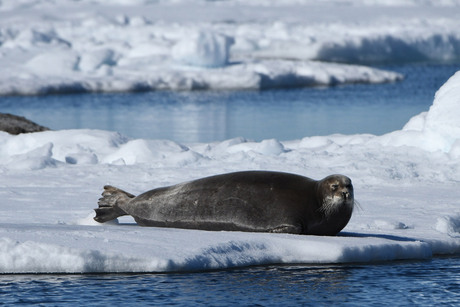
[94,185,135,223]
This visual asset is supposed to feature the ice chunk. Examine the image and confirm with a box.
[172,31,235,68]
[435,215,460,235]
[379,70,460,153]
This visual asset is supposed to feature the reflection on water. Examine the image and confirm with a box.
[0,266,352,305]
[1,257,459,305]
[0,64,457,143]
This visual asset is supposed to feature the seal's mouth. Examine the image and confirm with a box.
[320,193,354,216]
[333,194,354,206]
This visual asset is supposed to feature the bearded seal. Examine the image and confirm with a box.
[94,171,354,236]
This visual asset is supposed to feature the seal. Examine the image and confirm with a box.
[0,113,49,135]
[94,171,354,235]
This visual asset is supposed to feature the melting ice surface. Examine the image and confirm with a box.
[1,0,460,273]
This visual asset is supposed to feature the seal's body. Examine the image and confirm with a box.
[94,171,354,235]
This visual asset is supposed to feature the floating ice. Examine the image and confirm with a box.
[1,0,460,273]
[1,69,460,272]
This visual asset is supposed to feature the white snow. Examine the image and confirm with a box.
[1,68,460,273]
[1,0,460,273]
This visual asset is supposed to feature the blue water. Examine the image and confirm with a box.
[0,64,458,143]
[1,257,459,306]
[1,63,460,305]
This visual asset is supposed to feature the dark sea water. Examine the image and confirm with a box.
[1,257,459,306]
[1,64,460,305]
[0,64,459,143]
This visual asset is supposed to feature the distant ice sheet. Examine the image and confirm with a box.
[2,0,460,95]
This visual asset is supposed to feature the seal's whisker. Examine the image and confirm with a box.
[353,199,363,212]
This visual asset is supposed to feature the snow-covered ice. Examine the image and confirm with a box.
[1,69,460,273]
[1,0,460,273]
[3,0,460,95]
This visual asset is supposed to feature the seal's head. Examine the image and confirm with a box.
[317,174,354,217]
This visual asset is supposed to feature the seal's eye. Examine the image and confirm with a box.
[331,184,339,191]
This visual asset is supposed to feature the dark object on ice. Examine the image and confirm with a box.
[0,113,49,135]
[94,171,354,236]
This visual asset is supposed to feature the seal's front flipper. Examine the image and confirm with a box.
[94,185,135,223]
